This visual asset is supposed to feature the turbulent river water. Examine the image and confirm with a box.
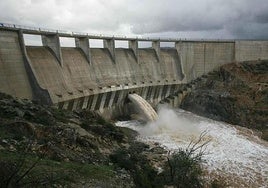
[116,107,268,187]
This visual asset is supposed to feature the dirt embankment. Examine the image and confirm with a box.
[181,60,268,140]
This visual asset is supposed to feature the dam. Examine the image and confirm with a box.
[0,23,268,118]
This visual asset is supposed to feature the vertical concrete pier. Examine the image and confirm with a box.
[75,37,91,64]
[175,41,182,55]
[175,41,185,80]
[41,34,63,66]
[152,40,160,61]
[128,39,139,62]
[103,38,115,62]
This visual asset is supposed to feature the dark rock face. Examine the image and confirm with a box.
[0,92,168,187]
[0,95,124,163]
[182,90,237,123]
[181,60,268,140]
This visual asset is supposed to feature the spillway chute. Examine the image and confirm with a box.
[128,93,158,122]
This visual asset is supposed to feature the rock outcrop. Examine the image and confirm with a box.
[181,60,268,140]
[0,92,167,187]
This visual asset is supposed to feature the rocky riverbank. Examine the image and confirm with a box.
[0,92,167,187]
[181,60,268,140]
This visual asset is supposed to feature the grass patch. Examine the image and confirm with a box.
[59,161,114,180]
[0,150,115,186]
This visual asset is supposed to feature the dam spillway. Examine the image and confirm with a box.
[0,23,268,118]
[128,93,158,122]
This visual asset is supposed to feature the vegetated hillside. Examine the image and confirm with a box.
[0,92,229,188]
[0,92,168,187]
[181,60,268,140]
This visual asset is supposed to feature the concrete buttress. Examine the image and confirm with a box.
[152,40,160,61]
[103,38,115,62]
[75,37,91,64]
[42,34,63,66]
[128,39,139,62]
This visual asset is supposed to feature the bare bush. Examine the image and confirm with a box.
[163,131,211,188]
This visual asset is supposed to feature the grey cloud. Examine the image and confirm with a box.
[227,22,268,39]
[128,0,268,38]
[0,0,267,39]
[254,13,268,24]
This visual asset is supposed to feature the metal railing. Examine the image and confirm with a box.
[1,22,261,42]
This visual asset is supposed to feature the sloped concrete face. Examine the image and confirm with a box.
[0,30,33,99]
[25,45,184,105]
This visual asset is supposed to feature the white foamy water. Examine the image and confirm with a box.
[116,107,268,187]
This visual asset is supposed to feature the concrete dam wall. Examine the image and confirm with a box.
[0,24,268,117]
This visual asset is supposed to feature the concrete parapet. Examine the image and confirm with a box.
[41,34,63,66]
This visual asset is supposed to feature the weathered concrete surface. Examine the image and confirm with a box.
[176,42,235,81]
[0,30,33,99]
[75,37,91,63]
[26,46,184,104]
[0,27,267,118]
[41,34,63,65]
[235,41,268,61]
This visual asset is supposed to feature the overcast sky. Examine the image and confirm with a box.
[1,0,268,41]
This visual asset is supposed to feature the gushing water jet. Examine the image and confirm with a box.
[128,93,158,122]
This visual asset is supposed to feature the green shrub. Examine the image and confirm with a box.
[109,148,135,170]
[110,142,163,188]
[79,110,125,142]
[163,149,203,188]
[210,178,228,188]
[161,131,210,188]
